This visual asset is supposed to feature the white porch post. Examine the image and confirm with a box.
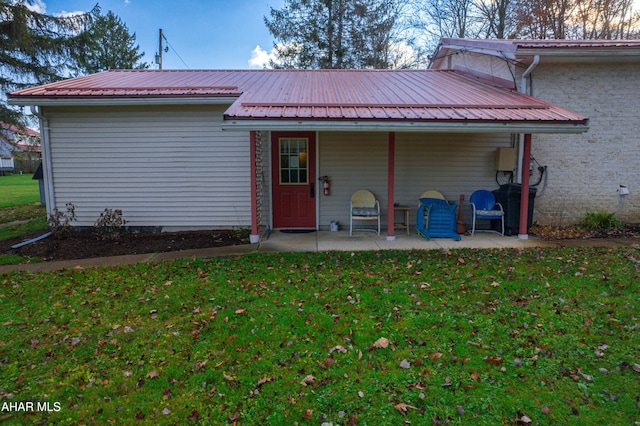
[518,133,532,240]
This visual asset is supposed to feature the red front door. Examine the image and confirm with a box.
[272,132,316,228]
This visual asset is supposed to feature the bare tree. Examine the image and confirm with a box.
[476,0,519,38]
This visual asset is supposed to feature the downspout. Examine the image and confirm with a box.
[30,106,55,216]
[517,55,540,183]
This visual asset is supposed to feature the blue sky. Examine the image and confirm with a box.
[40,0,285,69]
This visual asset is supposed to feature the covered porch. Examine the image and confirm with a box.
[220,69,589,244]
[247,129,542,243]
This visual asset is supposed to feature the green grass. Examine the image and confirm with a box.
[0,174,40,208]
[0,174,47,263]
[1,248,638,424]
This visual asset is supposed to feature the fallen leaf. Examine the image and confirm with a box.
[394,403,417,413]
[484,356,503,366]
[373,337,389,349]
[302,408,313,419]
[257,377,273,387]
[187,410,200,421]
[518,414,532,423]
[329,345,348,354]
[399,359,411,369]
[430,352,443,361]
[235,309,247,315]
[490,281,500,287]
[146,370,160,379]
[300,375,317,386]
[194,360,207,371]
[223,373,236,382]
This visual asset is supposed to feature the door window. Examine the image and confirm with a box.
[279,138,308,184]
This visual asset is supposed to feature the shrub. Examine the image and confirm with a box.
[94,208,127,241]
[580,210,622,232]
[47,203,76,238]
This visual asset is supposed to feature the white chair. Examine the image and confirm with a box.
[349,190,380,236]
[419,190,445,202]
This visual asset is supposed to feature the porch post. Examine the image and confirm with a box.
[249,131,260,244]
[387,132,396,241]
[518,133,532,240]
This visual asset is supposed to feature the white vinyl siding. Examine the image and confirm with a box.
[317,131,512,230]
[44,105,251,229]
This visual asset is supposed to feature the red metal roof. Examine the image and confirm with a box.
[0,122,40,137]
[438,38,640,54]
[9,69,587,127]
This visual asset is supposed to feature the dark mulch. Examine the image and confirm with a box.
[1,230,249,262]
[529,224,640,240]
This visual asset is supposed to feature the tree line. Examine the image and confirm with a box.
[1,1,146,126]
[265,0,640,69]
[1,0,639,125]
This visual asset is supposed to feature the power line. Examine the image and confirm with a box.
[155,29,190,69]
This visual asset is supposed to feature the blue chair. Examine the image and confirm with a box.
[470,190,504,236]
[416,198,461,241]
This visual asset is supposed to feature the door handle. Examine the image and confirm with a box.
[310,182,315,198]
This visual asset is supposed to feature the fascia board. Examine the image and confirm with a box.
[8,97,239,107]
[221,119,589,134]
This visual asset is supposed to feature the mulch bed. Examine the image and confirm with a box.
[529,224,640,240]
[1,230,248,262]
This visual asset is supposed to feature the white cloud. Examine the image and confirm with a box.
[248,45,275,69]
[24,0,47,13]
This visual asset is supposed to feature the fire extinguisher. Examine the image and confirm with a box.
[319,176,330,196]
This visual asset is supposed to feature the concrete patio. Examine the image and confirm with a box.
[258,229,557,252]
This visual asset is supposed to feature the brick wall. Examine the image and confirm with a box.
[530,63,640,225]
[447,51,640,226]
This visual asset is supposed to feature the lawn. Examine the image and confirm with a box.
[0,248,638,424]
[0,174,46,260]
[0,174,41,208]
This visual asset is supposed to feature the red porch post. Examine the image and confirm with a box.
[387,132,396,241]
[249,131,260,244]
[518,133,532,240]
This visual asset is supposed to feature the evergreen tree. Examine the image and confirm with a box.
[0,0,94,125]
[264,0,403,69]
[71,10,148,75]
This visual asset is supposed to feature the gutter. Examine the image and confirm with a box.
[30,106,55,216]
[517,55,540,183]
[222,118,588,134]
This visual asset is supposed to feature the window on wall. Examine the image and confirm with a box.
[279,138,308,184]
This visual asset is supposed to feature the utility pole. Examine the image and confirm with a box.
[156,28,163,70]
